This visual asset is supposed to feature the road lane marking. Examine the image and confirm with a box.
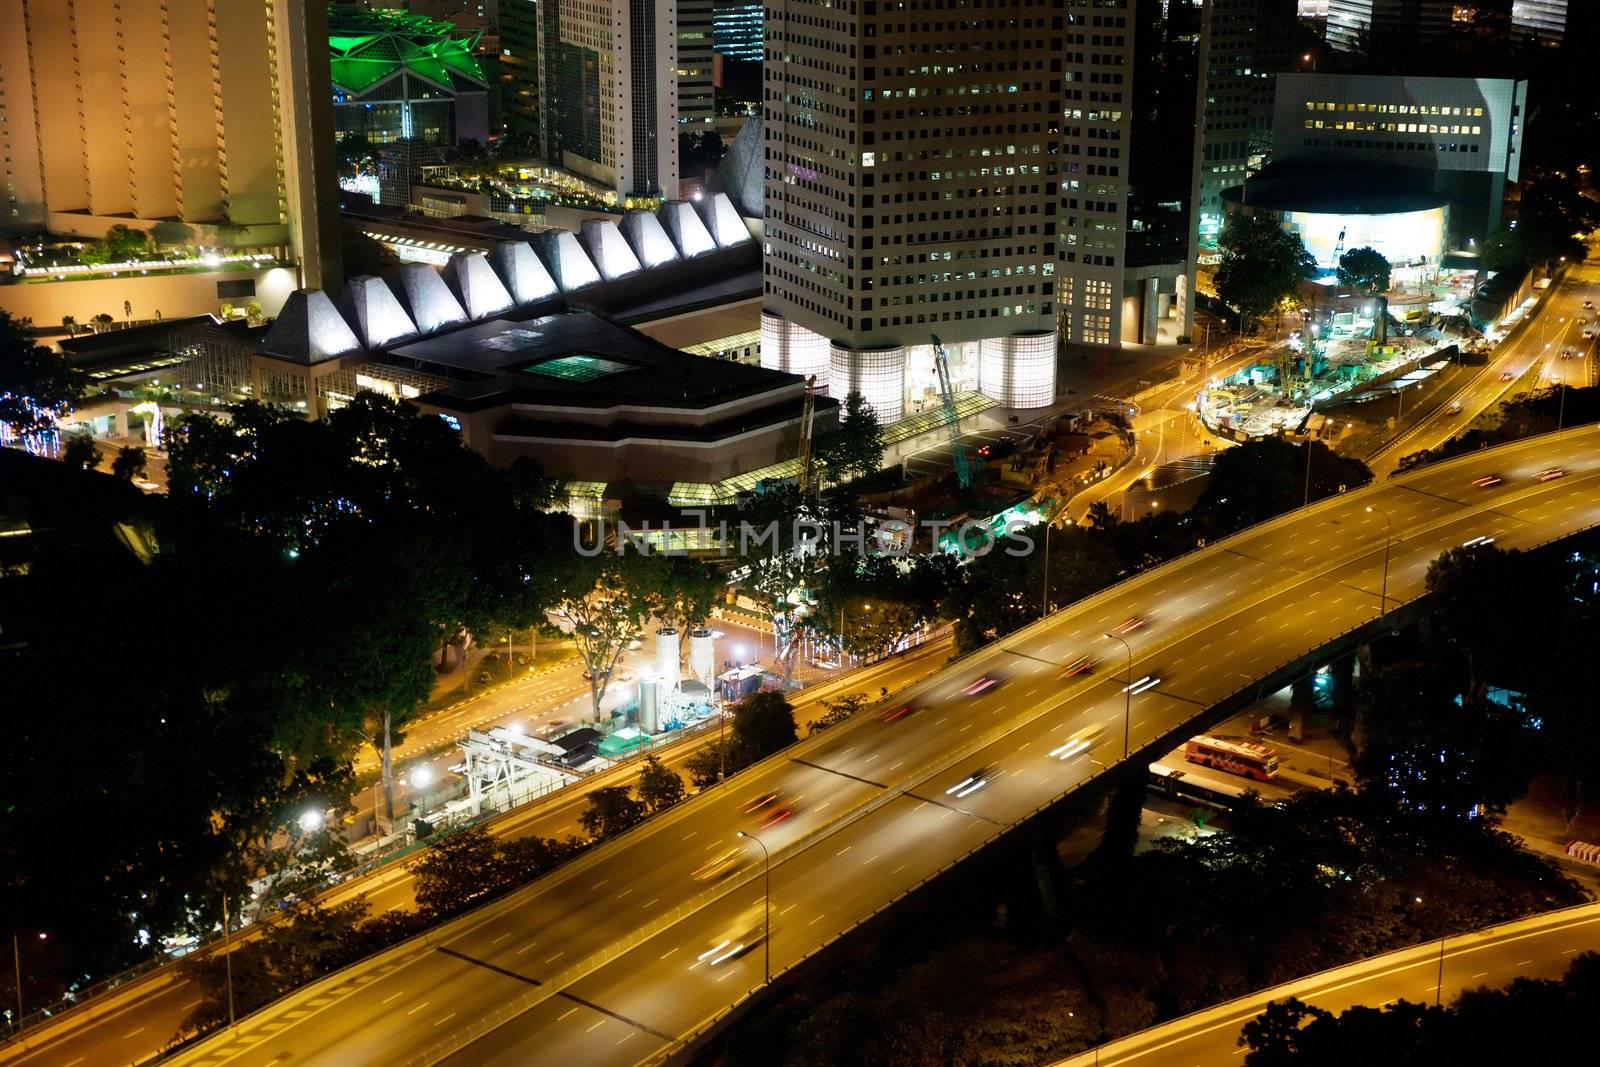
[516,941,539,955]
[644,898,659,908]
[659,947,678,960]
[434,1012,457,1027]
[547,950,565,963]
[382,990,406,1004]
[491,932,511,944]
[682,830,698,841]
[122,1027,146,1038]
[406,1001,430,1015]
[587,1019,606,1032]
[559,1007,578,1020]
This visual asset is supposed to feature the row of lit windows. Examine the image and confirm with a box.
[1303,101,1486,118]
[1303,120,1482,136]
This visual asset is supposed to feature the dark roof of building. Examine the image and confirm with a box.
[492,391,836,444]
[1222,159,1450,216]
[381,309,802,412]
[550,726,602,755]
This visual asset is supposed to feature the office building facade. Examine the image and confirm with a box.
[1192,0,1300,251]
[1241,72,1527,254]
[1511,1,1568,44]
[1325,0,1451,53]
[679,0,716,130]
[713,2,763,62]
[0,0,339,288]
[1056,0,1201,349]
[499,0,542,143]
[761,0,1063,421]
[549,0,679,201]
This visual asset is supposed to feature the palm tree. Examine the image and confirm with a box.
[61,315,78,337]
[91,313,114,333]
[1085,500,1120,530]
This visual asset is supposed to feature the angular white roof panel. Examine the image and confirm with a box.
[261,289,363,365]
[657,201,717,259]
[533,231,602,292]
[696,192,752,248]
[392,263,468,334]
[443,251,515,320]
[335,275,417,350]
[579,219,643,282]
[490,241,559,305]
[620,211,680,269]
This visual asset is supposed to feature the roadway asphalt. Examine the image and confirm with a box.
[0,642,953,1067]
[1060,905,1600,1066]
[1368,258,1600,478]
[143,425,1600,1067]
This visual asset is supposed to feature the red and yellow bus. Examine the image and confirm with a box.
[1184,734,1279,782]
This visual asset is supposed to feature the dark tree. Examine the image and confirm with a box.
[60,434,100,470]
[729,690,798,767]
[1192,438,1371,535]
[579,786,648,839]
[636,757,685,813]
[0,310,87,437]
[815,390,886,485]
[1336,246,1391,294]
[110,446,147,481]
[1213,212,1317,332]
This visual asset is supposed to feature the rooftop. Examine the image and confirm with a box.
[379,310,808,412]
[1223,159,1451,216]
[328,7,486,96]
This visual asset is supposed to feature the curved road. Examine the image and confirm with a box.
[133,424,1600,1067]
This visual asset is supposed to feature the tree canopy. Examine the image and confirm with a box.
[0,310,87,438]
[1336,246,1391,294]
[1213,212,1317,332]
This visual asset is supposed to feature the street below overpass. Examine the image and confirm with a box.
[133,424,1600,1067]
[0,644,952,1067]
[1053,903,1600,1067]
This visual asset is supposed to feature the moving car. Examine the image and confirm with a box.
[1111,615,1148,636]
[881,704,916,723]
[1471,474,1503,488]
[1446,400,1463,415]
[1500,371,1516,382]
[691,847,749,882]
[962,675,1001,696]
[1050,723,1106,761]
[1060,655,1095,679]
[945,767,995,799]
[1538,468,1566,482]
[696,906,769,967]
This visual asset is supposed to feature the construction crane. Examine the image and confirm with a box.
[930,334,974,489]
[794,375,818,495]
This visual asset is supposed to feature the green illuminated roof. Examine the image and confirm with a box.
[328,8,487,96]
[523,354,633,383]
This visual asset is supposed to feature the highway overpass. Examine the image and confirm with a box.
[1052,902,1600,1067]
[16,425,1600,1067]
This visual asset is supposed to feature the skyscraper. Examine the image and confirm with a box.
[762,0,1062,421]
[1325,0,1452,52]
[0,0,339,289]
[546,0,679,200]
[1192,0,1300,251]
[1055,0,1202,348]
[1511,0,1569,43]
[679,1,716,130]
[499,0,542,143]
[713,2,763,62]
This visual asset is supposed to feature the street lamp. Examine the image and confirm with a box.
[1103,633,1134,758]
[409,765,435,790]
[1366,505,1392,616]
[736,831,771,984]
[297,809,324,834]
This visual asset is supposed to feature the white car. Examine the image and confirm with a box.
[1050,723,1106,761]
[696,906,768,967]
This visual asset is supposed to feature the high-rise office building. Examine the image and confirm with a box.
[679,1,716,130]
[1511,1,1568,43]
[499,0,542,143]
[713,2,763,62]
[0,0,340,289]
[1056,0,1202,349]
[761,0,1063,422]
[546,0,679,200]
[1192,0,1300,252]
[1326,0,1451,52]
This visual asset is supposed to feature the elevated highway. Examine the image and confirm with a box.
[17,426,1600,1067]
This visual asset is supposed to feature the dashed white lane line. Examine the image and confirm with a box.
[434,1012,457,1027]
[546,950,565,964]
[382,990,407,1005]
[516,941,539,955]
[122,1028,145,1039]
[406,1001,430,1016]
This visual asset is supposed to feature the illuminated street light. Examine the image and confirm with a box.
[297,809,324,834]
[1366,505,1393,615]
[737,831,772,984]
[410,766,435,790]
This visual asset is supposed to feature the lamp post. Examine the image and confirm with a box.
[1042,520,1052,616]
[222,895,236,1027]
[1103,633,1134,758]
[1366,505,1392,616]
[737,831,771,984]
[11,933,21,1029]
